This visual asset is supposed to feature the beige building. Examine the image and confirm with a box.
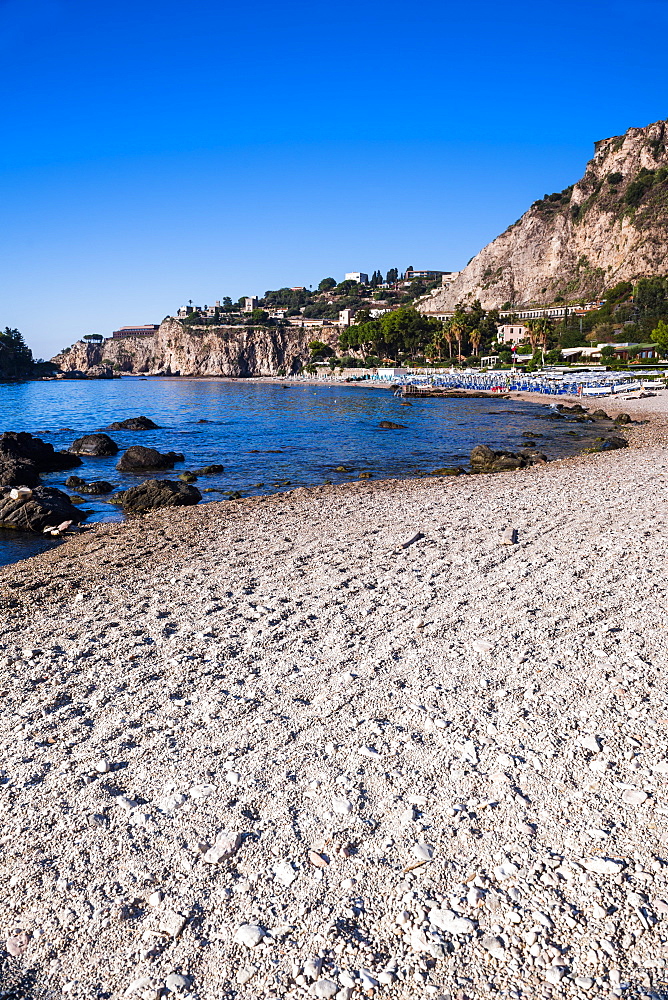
[497,324,528,345]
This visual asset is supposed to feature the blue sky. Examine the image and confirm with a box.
[2,0,668,358]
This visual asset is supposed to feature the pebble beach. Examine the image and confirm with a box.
[1,391,667,1000]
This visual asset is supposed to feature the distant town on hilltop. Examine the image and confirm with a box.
[103,267,460,340]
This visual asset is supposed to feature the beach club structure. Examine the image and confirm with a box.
[291,367,667,396]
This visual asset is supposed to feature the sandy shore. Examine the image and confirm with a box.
[1,394,667,1000]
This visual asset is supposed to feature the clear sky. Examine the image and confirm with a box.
[2,0,668,358]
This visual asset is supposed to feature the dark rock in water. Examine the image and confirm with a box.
[106,416,160,431]
[66,475,87,489]
[521,431,543,439]
[590,408,610,419]
[192,464,225,475]
[470,444,546,473]
[0,486,85,533]
[0,432,81,487]
[116,446,184,472]
[614,412,631,425]
[557,403,587,414]
[178,471,198,483]
[0,459,41,489]
[358,471,372,479]
[430,466,465,476]
[116,479,202,512]
[0,431,82,473]
[69,433,119,456]
[78,480,115,495]
[379,421,406,429]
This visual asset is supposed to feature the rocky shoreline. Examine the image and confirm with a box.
[0,397,666,1000]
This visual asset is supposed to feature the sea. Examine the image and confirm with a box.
[0,377,595,566]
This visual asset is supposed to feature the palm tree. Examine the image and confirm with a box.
[442,320,454,359]
[525,319,540,351]
[470,328,482,356]
[450,311,467,361]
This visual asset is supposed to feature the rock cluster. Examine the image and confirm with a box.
[470,445,547,473]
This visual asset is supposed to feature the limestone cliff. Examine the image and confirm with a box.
[52,319,340,377]
[421,118,668,313]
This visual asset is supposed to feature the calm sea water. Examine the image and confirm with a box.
[0,377,591,566]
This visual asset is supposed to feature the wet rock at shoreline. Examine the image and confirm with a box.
[590,408,610,419]
[585,435,628,453]
[379,421,406,429]
[0,486,85,533]
[115,479,202,512]
[470,444,547,473]
[116,446,184,472]
[614,412,632,425]
[178,471,198,483]
[106,416,160,431]
[69,433,119,456]
[556,403,587,414]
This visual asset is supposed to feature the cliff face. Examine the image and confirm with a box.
[421,119,668,313]
[52,319,340,376]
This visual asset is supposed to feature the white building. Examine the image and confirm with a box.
[338,308,355,327]
[344,272,368,284]
[497,324,528,345]
[243,296,259,313]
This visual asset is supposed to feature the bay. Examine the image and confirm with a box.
[0,377,593,566]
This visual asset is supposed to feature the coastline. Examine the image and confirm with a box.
[1,394,667,997]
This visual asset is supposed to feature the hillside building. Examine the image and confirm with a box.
[497,324,529,345]
[344,272,368,284]
[111,325,159,339]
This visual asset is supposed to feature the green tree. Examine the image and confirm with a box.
[386,268,398,284]
[600,345,616,360]
[0,327,34,376]
[651,319,668,353]
[318,277,336,291]
[308,339,334,359]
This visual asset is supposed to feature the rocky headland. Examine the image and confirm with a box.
[0,393,666,999]
[51,320,340,378]
[421,118,668,312]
